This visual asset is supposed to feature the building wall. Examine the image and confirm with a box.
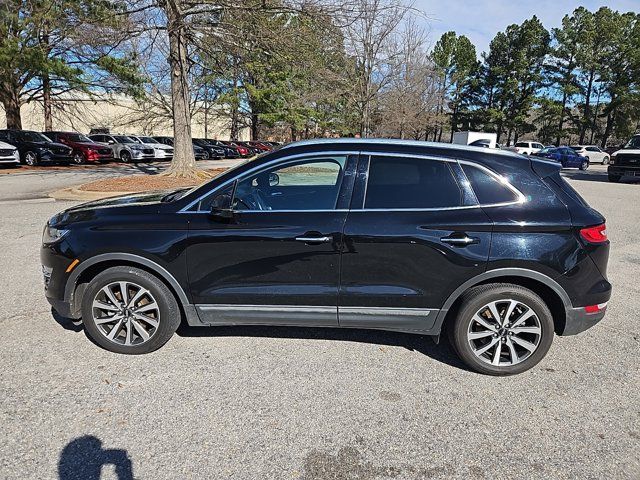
[0,96,250,140]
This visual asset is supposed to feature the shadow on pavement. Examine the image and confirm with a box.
[51,308,83,332]
[176,323,468,371]
[562,169,640,184]
[58,435,133,480]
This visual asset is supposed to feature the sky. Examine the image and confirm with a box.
[420,0,640,55]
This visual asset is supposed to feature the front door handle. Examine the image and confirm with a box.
[295,236,332,244]
[440,234,479,246]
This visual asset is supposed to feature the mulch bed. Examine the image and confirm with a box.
[78,168,228,192]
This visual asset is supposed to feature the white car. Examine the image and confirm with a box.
[570,145,610,164]
[131,136,174,160]
[0,140,20,166]
[512,141,544,155]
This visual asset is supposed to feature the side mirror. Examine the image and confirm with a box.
[268,172,279,187]
[107,140,115,145]
[209,193,234,221]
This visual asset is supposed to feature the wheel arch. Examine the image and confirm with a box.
[434,268,571,335]
[65,253,191,319]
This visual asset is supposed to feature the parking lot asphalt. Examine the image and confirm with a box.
[0,164,638,479]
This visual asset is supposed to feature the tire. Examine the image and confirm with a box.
[72,151,85,165]
[608,174,621,183]
[24,151,38,166]
[448,283,554,376]
[120,151,132,163]
[579,159,589,171]
[602,156,610,165]
[201,150,210,160]
[81,266,181,354]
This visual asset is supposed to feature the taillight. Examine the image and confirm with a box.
[580,223,608,243]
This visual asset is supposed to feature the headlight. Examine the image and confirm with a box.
[13,149,19,161]
[43,224,69,245]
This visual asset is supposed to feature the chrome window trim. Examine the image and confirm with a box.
[179,149,526,214]
[179,150,355,213]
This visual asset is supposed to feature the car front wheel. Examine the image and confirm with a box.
[24,151,38,166]
[449,283,554,375]
[579,159,589,170]
[81,266,181,354]
[72,152,85,165]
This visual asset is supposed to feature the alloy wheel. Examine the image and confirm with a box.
[73,152,85,165]
[467,299,542,367]
[91,281,160,346]
[25,152,37,166]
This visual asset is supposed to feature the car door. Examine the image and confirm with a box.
[586,146,604,163]
[185,154,358,326]
[338,154,493,331]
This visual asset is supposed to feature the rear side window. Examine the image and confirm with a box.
[515,142,528,147]
[365,156,463,209]
[461,164,519,205]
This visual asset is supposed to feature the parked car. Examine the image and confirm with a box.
[45,131,113,165]
[220,140,250,157]
[203,139,240,158]
[41,138,611,375]
[608,134,640,183]
[235,141,262,156]
[512,141,545,155]
[0,129,72,166]
[88,134,155,163]
[129,136,174,161]
[533,147,589,170]
[247,141,272,152]
[153,136,209,160]
[570,145,610,164]
[0,140,20,167]
[192,138,225,159]
[469,139,493,148]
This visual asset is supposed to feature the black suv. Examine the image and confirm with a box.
[0,129,72,166]
[41,139,611,375]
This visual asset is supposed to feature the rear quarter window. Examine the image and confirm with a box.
[461,164,520,205]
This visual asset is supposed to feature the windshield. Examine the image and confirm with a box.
[539,147,555,154]
[65,133,92,142]
[623,136,640,149]
[139,137,157,144]
[113,135,136,144]
[19,131,51,142]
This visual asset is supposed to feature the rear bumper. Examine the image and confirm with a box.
[608,165,640,177]
[561,305,608,335]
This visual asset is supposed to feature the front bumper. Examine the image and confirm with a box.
[608,165,640,177]
[0,156,20,165]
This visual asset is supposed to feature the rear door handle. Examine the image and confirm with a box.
[440,234,479,246]
[295,236,332,244]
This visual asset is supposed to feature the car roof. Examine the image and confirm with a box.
[280,137,523,159]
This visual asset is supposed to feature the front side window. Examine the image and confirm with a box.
[232,156,346,211]
[623,136,640,149]
[364,156,463,209]
[461,164,520,205]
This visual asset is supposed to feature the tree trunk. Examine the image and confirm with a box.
[579,70,595,144]
[164,0,197,178]
[250,112,259,141]
[43,73,53,131]
[0,77,22,130]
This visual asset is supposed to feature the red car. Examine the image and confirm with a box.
[248,141,272,152]
[45,131,114,164]
[220,141,251,157]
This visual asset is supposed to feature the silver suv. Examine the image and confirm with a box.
[88,134,155,163]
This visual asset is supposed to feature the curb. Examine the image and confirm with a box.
[49,187,135,201]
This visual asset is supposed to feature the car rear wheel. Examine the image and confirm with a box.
[24,151,38,166]
[81,266,181,354]
[448,284,554,375]
[72,152,85,165]
[579,159,589,171]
